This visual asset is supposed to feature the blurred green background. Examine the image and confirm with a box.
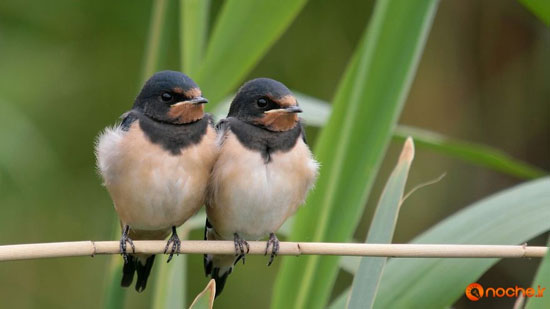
[0,0,548,308]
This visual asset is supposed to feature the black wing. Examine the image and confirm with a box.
[120,111,138,131]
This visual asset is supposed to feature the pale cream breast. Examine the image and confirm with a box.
[96,121,218,230]
[207,132,318,240]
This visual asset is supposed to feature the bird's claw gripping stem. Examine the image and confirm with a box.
[233,233,249,265]
[164,226,181,263]
[265,233,279,266]
[120,225,135,263]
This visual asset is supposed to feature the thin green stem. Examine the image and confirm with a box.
[142,0,170,82]
[180,0,210,75]
[102,224,125,309]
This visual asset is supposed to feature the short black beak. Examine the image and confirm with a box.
[285,106,302,113]
[189,96,208,105]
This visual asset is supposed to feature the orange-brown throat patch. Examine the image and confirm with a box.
[168,103,204,124]
[258,111,298,132]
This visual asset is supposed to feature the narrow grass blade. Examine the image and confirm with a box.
[141,0,170,82]
[525,237,550,309]
[151,230,187,309]
[102,254,126,309]
[189,279,215,309]
[374,177,550,308]
[394,125,547,179]
[196,0,308,107]
[271,0,439,308]
[348,138,415,309]
[339,256,361,274]
[518,0,550,25]
[102,224,126,309]
[180,0,210,75]
[151,214,205,308]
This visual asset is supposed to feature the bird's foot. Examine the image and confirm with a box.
[120,225,135,263]
[164,226,181,263]
[233,233,249,265]
[265,233,280,266]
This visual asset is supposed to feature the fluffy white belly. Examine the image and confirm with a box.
[207,133,318,240]
[96,122,216,230]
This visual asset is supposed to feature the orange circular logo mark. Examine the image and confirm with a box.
[466,283,484,301]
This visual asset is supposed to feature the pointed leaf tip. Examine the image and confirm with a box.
[189,279,216,309]
[398,137,415,163]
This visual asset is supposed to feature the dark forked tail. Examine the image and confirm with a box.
[121,255,156,292]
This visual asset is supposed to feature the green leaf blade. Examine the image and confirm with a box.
[151,250,186,309]
[329,291,349,309]
[348,138,415,309]
[102,224,127,309]
[394,125,547,179]
[518,0,550,25]
[197,0,308,108]
[102,255,126,309]
[142,0,171,82]
[271,0,439,308]
[189,279,215,309]
[525,238,550,309]
[374,177,550,308]
[180,0,210,75]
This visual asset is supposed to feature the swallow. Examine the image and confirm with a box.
[95,70,218,292]
[204,78,319,296]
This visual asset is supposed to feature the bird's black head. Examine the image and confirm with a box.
[134,70,208,124]
[228,78,302,132]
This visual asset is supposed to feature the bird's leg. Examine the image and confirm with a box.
[265,233,280,266]
[164,226,181,263]
[120,225,135,263]
[233,233,249,265]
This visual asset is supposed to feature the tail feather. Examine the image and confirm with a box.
[135,255,156,292]
[204,254,213,277]
[121,256,136,287]
[120,255,156,293]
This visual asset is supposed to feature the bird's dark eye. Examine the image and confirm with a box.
[257,98,268,108]
[161,92,173,102]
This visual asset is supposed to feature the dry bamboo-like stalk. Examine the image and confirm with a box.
[0,241,547,262]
